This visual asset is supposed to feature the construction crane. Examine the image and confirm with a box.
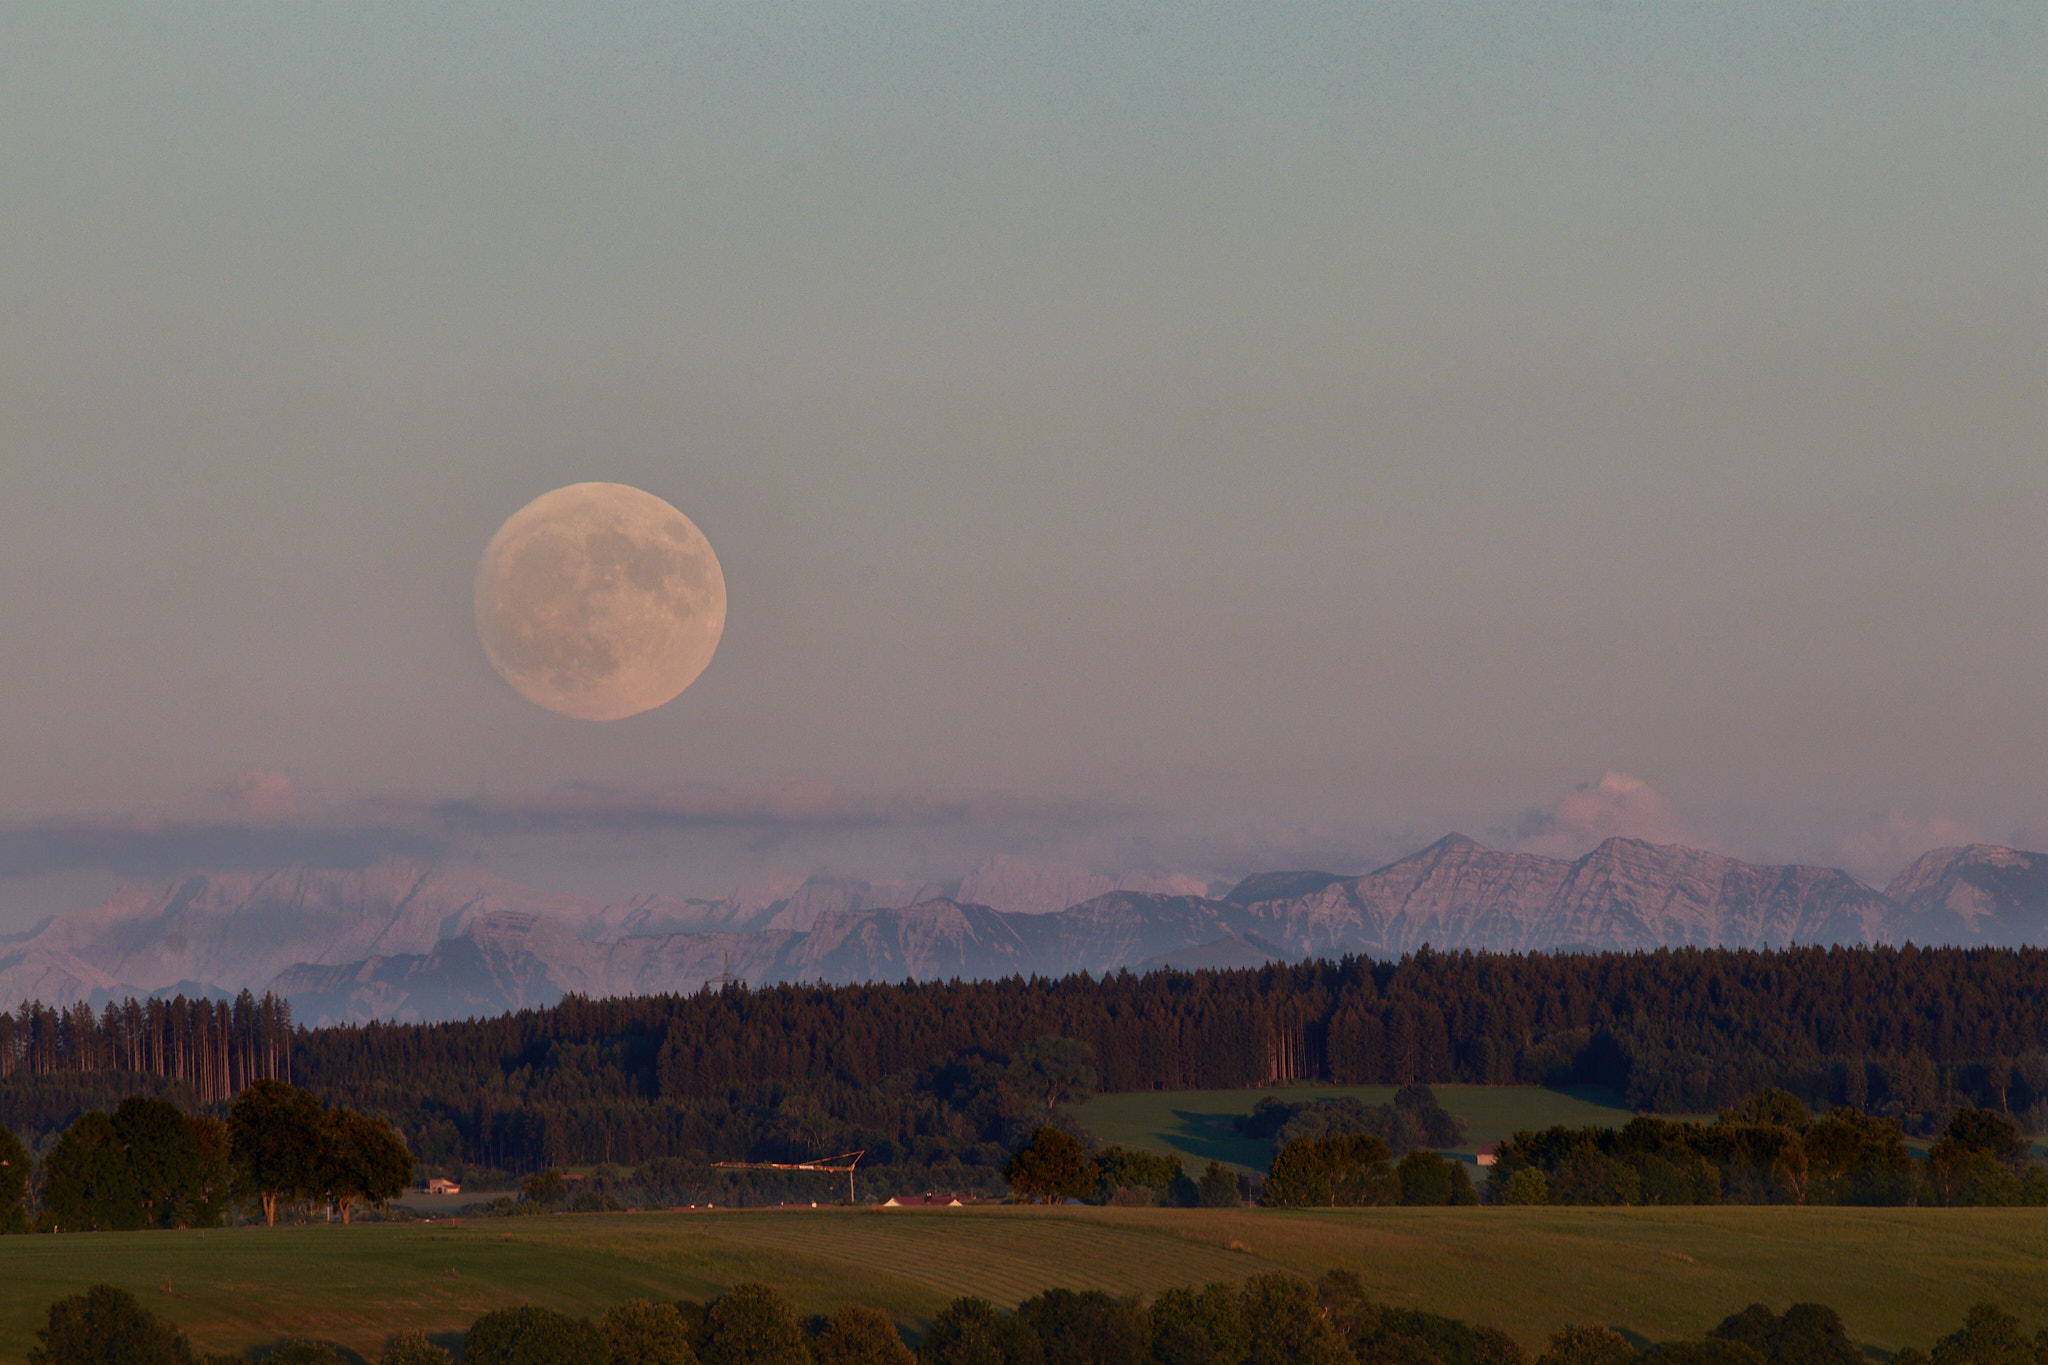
[705,951,745,993]
[711,1150,866,1203]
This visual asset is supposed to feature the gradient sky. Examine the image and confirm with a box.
[1,5,2042,923]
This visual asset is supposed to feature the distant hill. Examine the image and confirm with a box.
[4,836,2045,1023]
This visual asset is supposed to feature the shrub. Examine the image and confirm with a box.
[28,1285,195,1365]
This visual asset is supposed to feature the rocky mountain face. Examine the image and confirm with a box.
[0,863,594,1012]
[1226,834,1901,957]
[6,837,2045,1025]
[1884,845,2048,946]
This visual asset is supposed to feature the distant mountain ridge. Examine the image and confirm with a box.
[3,836,2045,1025]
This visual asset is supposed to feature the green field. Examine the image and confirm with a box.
[1070,1083,1648,1173]
[5,1205,2047,1362]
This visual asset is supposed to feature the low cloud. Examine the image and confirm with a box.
[210,769,309,821]
[1513,772,1692,860]
[402,780,1094,840]
[0,777,1110,884]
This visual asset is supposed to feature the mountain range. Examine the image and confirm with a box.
[2,837,2044,1025]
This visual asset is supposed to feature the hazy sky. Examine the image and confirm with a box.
[2,5,2042,921]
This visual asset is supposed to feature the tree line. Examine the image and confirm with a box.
[0,991,296,1102]
[1480,1093,2048,1209]
[1,1079,411,1233]
[9,944,2048,1176]
[1206,1090,2048,1210]
[26,1270,2048,1365]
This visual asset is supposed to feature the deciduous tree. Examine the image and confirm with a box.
[39,1110,142,1231]
[1003,1127,1095,1204]
[1008,1036,1096,1118]
[228,1079,323,1227]
[318,1106,413,1223]
[465,1306,606,1365]
[919,1297,1044,1365]
[601,1299,696,1365]
[703,1283,808,1365]
[812,1304,914,1365]
[1196,1161,1241,1209]
[112,1096,200,1228]
[1238,1273,1348,1365]
[1150,1283,1249,1365]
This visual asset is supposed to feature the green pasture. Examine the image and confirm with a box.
[5,1205,2048,1362]
[1070,1083,1646,1173]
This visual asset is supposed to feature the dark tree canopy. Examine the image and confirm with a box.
[11,945,2048,1183]
[40,1109,143,1232]
[1004,1126,1095,1204]
[112,1096,200,1229]
[464,1305,606,1365]
[27,1284,195,1365]
[1152,1283,1251,1365]
[1263,1134,1394,1208]
[1196,1160,1243,1209]
[1711,1303,1862,1365]
[600,1299,696,1365]
[703,1283,808,1365]
[317,1105,414,1223]
[1238,1273,1350,1365]
[812,1304,913,1365]
[920,1296,1045,1365]
[1015,1288,1149,1365]
[380,1330,455,1365]
[0,1122,29,1233]
[228,1079,323,1227]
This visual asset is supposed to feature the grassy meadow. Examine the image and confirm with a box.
[5,1204,2048,1362]
[1070,1082,1651,1173]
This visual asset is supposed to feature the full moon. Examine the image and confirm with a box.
[474,482,727,721]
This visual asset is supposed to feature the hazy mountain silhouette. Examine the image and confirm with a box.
[4,837,2044,1024]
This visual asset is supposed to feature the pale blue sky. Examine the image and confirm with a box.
[0,4,2041,915]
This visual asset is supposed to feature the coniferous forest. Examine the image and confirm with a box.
[5,945,2048,1182]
